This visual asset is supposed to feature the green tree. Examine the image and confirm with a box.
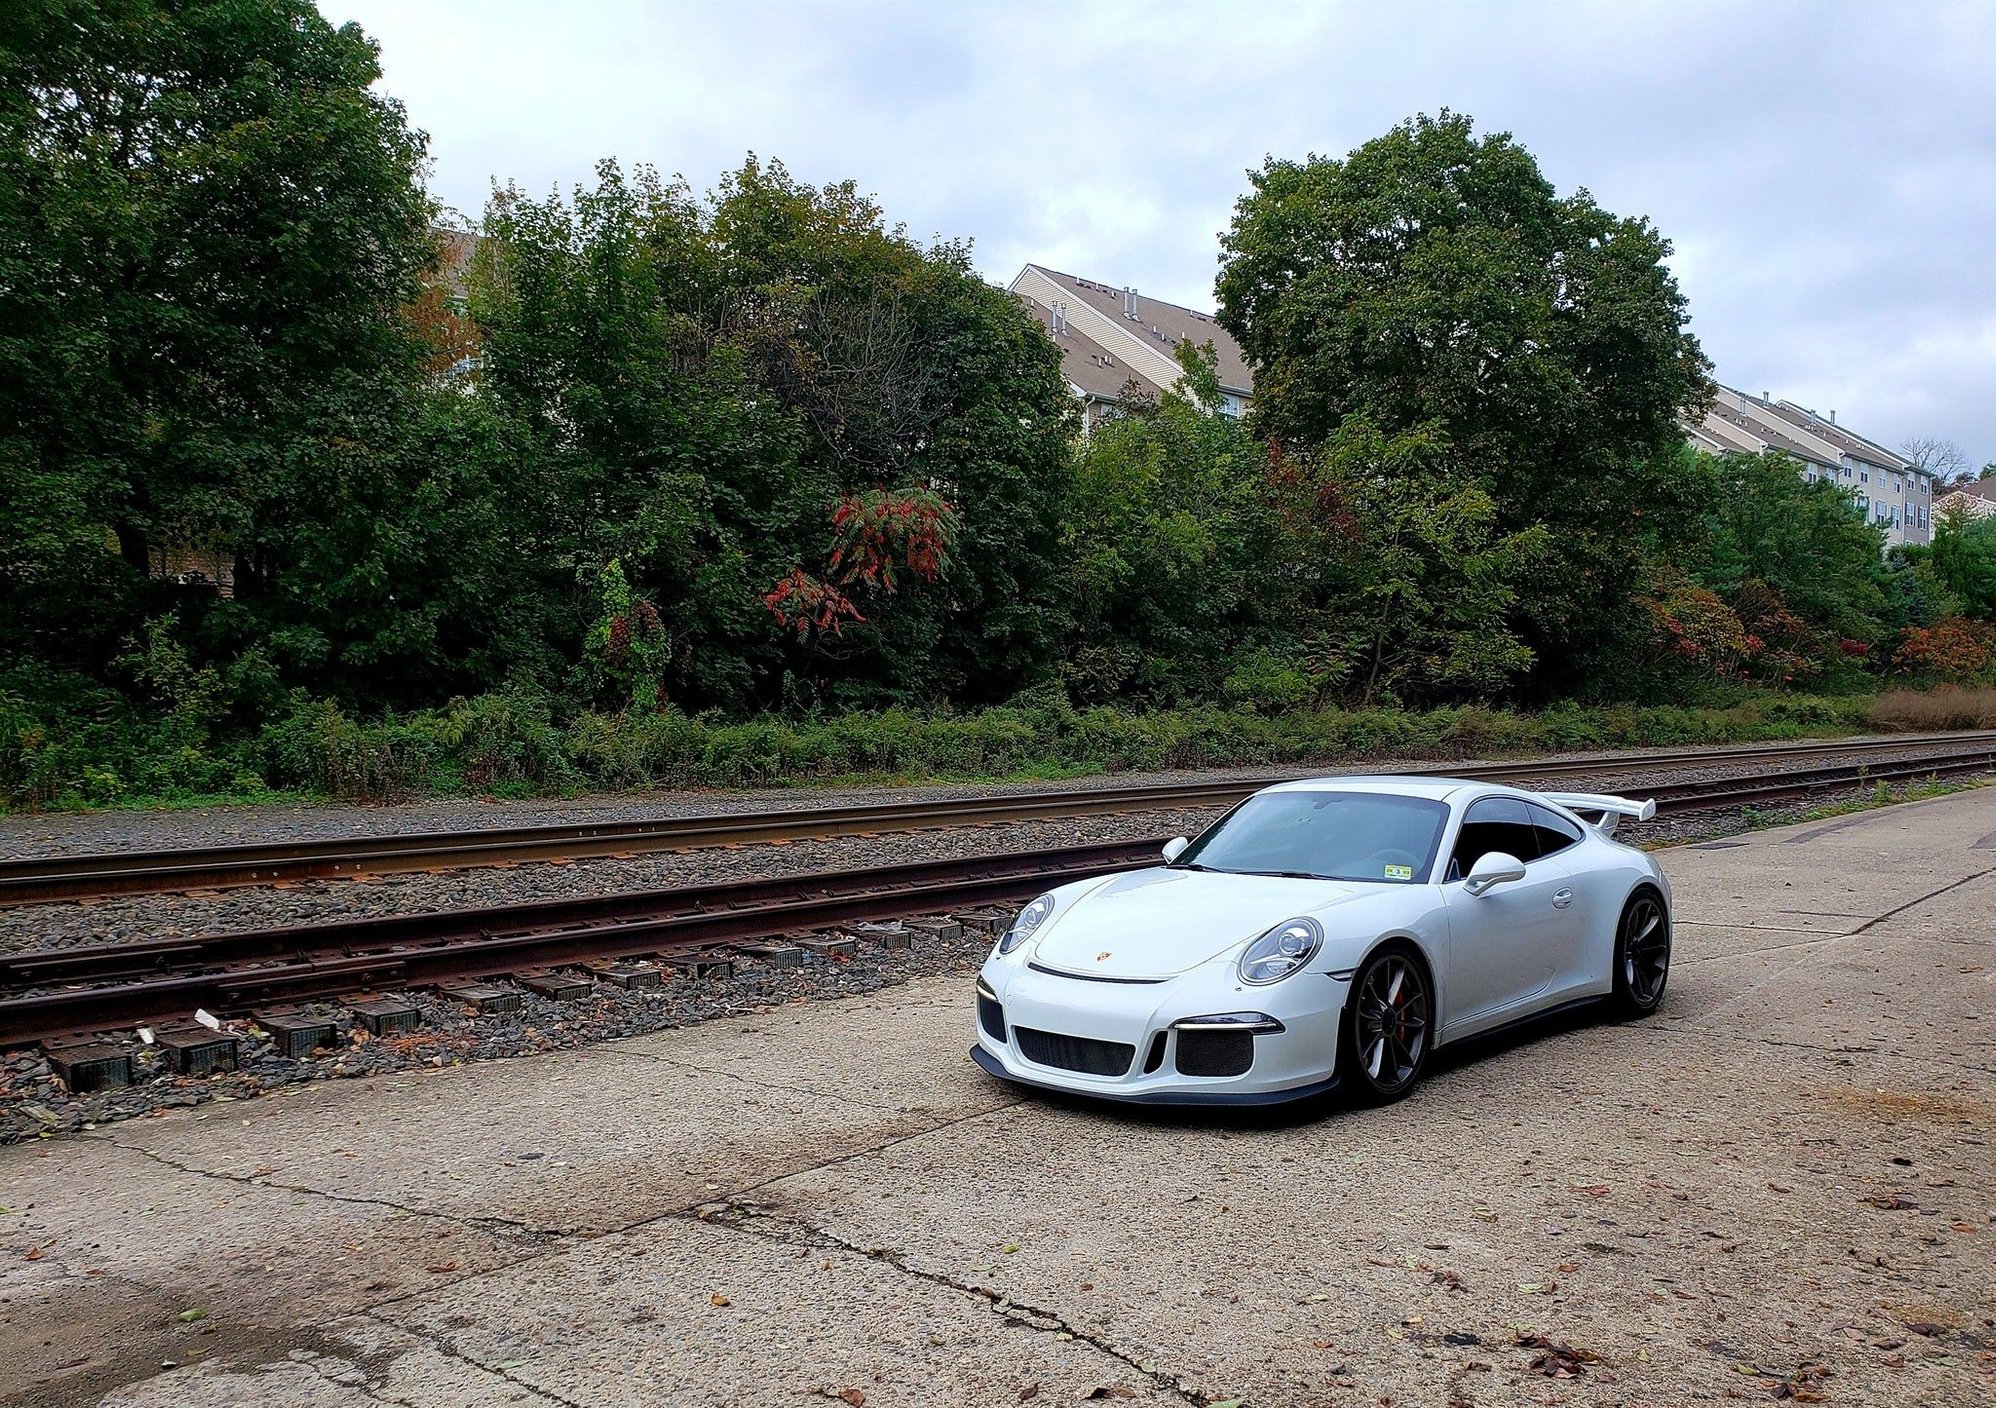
[1276,417,1548,705]
[464,157,1075,712]
[1917,506,1996,620]
[0,0,433,682]
[1215,112,1712,692]
[1061,342,1276,702]
[1687,451,1887,641]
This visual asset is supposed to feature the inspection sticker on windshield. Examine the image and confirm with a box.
[1383,864,1413,880]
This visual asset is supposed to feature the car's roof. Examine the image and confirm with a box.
[1260,775,1496,802]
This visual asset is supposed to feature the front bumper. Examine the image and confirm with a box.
[973,958,1348,1106]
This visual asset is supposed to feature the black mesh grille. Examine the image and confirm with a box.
[1174,1029,1254,1077]
[1015,1027,1135,1077]
[1142,1031,1167,1074]
[977,994,1006,1042]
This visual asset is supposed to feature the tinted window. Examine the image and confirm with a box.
[1528,803,1584,858]
[1447,797,1539,881]
[1172,791,1449,884]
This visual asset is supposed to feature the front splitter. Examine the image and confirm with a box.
[969,1044,1341,1107]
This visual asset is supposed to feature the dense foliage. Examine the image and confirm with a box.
[1216,111,1714,694]
[2,10,1992,807]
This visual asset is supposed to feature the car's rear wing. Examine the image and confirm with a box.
[1542,792,1657,835]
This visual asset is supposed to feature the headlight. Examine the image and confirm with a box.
[1238,915,1323,985]
[996,893,1055,955]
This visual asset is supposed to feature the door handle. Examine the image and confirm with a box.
[1551,888,1574,909]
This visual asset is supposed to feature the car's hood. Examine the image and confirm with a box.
[1030,867,1371,981]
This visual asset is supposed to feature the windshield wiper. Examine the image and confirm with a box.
[1167,861,1227,873]
[1237,869,1324,881]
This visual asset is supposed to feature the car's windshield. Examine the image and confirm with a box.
[1171,790,1448,883]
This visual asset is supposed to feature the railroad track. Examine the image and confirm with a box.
[6,731,1995,906]
[2,743,1991,1051]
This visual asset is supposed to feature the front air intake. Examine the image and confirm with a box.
[1174,1028,1254,1078]
[1015,1027,1135,1077]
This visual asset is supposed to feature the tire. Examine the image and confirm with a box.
[1340,943,1432,1104]
[1609,887,1671,1018]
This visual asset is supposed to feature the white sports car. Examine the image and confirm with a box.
[972,777,1671,1106]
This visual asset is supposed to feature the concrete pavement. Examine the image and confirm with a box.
[3,790,1992,1407]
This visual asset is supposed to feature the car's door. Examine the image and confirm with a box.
[1523,801,1596,999]
[1439,797,1585,1035]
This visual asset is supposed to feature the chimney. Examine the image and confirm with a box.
[1051,302,1067,335]
[1828,409,1836,423]
[1123,286,1138,318]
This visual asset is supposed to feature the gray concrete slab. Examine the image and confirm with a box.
[0,1133,535,1404]
[1662,787,1996,934]
[2,789,1992,1408]
[98,1034,982,1235]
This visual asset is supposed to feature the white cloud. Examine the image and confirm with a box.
[323,0,1996,463]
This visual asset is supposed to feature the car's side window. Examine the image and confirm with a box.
[1446,797,1540,881]
[1527,803,1585,859]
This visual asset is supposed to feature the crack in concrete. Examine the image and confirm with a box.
[695,1199,1211,1406]
[711,1087,1030,1210]
[1664,861,1996,1029]
[576,1042,920,1112]
[1848,862,1996,935]
[99,1135,554,1246]
[357,1308,585,1408]
[292,1349,418,1408]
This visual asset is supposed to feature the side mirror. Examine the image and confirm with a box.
[1463,851,1526,896]
[1161,836,1189,863]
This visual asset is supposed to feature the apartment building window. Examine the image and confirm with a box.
[1860,470,1869,484]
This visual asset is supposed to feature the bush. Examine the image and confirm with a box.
[0,682,1950,810]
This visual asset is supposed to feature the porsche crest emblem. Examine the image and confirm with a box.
[1096,951,1112,962]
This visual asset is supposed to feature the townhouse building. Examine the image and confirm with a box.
[1685,386,1937,547]
[1936,479,1996,520]
[1007,262,1937,555]
[1008,264,1253,428]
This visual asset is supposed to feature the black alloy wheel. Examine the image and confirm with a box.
[1344,947,1430,1103]
[1611,889,1671,1017]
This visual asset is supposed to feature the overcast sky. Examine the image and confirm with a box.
[322,0,1996,466]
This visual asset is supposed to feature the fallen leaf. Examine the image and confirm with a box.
[1861,1193,1918,1211]
[176,1308,207,1324]
[23,1248,43,1262]
[425,1261,459,1274]
[710,1294,732,1307]
[1084,1389,1136,1401]
[1018,1387,1039,1403]
[837,1390,865,1407]
[1515,1331,1602,1378]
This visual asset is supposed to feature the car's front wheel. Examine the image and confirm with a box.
[1341,945,1430,1104]
[1609,888,1671,1018]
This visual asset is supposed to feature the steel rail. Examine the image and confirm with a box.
[0,841,1161,1047]
[3,747,1990,1049]
[4,731,1994,906]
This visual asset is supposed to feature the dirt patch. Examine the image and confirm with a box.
[0,1271,378,1408]
[1808,1083,1996,1126]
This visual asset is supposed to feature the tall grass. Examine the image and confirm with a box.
[1867,687,1996,731]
